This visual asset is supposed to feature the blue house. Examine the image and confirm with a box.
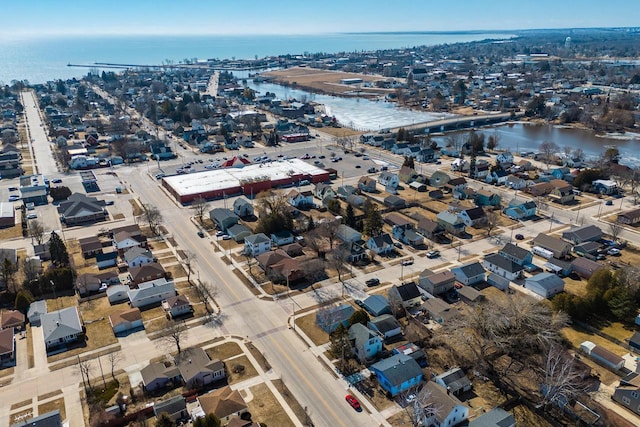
[474,189,501,207]
[370,354,423,397]
[503,199,537,220]
[316,304,355,333]
[362,295,392,317]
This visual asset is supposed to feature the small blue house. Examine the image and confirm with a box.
[316,304,355,333]
[362,295,392,317]
[474,189,501,207]
[370,354,423,397]
[503,199,537,220]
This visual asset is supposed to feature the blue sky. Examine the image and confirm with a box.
[1,0,638,37]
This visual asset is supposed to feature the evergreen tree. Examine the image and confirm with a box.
[363,203,383,237]
[193,413,221,427]
[307,215,315,231]
[48,231,70,266]
[345,204,357,228]
[402,156,415,169]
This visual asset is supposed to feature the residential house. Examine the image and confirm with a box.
[316,304,355,334]
[421,298,457,323]
[368,314,403,342]
[226,224,251,242]
[0,202,15,228]
[378,171,399,190]
[409,181,427,192]
[503,199,537,220]
[474,189,501,207]
[629,332,640,351]
[571,257,604,279]
[418,270,456,296]
[96,252,118,269]
[580,341,625,371]
[548,179,575,204]
[1,310,25,331]
[434,367,472,396]
[543,258,573,278]
[429,189,444,199]
[370,354,423,397]
[430,171,451,188]
[437,211,466,236]
[612,373,640,416]
[129,262,166,286]
[349,323,383,363]
[162,295,191,318]
[271,230,295,246]
[526,181,554,197]
[384,195,406,209]
[150,142,176,160]
[197,386,248,425]
[233,198,254,218]
[592,179,619,195]
[458,206,487,228]
[473,162,491,180]
[482,253,524,281]
[361,295,392,317]
[9,410,63,427]
[109,308,143,335]
[390,282,423,309]
[562,225,603,245]
[392,342,427,367]
[123,246,154,268]
[209,208,239,232]
[0,328,14,365]
[358,176,377,193]
[524,273,565,298]
[450,158,468,172]
[287,190,314,209]
[337,224,362,244]
[399,166,418,184]
[315,182,336,200]
[78,236,103,258]
[486,169,509,185]
[337,185,356,199]
[128,278,175,308]
[244,233,272,257]
[451,262,486,286]
[457,286,485,305]
[367,233,394,255]
[41,306,83,350]
[57,193,107,225]
[504,175,528,190]
[154,396,187,423]
[107,285,130,304]
[573,241,602,257]
[140,362,182,392]
[420,382,469,427]
[469,408,516,427]
[27,300,47,326]
[499,243,533,266]
[415,215,446,241]
[393,227,425,247]
[175,347,226,389]
[496,151,514,167]
[417,147,438,163]
[446,177,468,196]
[618,208,640,225]
[532,233,572,259]
[113,230,148,254]
[75,273,103,296]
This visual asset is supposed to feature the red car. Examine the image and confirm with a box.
[345,394,361,411]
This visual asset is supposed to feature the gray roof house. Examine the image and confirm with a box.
[226,223,252,242]
[562,225,603,245]
[140,362,182,392]
[233,197,254,218]
[524,272,565,298]
[9,410,63,427]
[316,304,355,333]
[209,208,239,232]
[337,224,362,244]
[532,233,572,259]
[57,193,107,225]
[418,270,456,296]
[123,246,154,268]
[362,295,392,317]
[420,382,469,427]
[348,323,383,363]
[390,282,423,309]
[366,233,394,254]
[27,300,47,326]
[42,306,83,350]
[434,367,472,396]
[370,354,423,397]
[499,243,533,266]
[437,210,466,236]
[469,408,515,427]
[612,372,640,416]
[482,253,524,281]
[358,176,377,193]
[153,395,187,422]
[367,314,402,342]
[107,285,130,304]
[451,261,486,286]
[128,278,176,308]
[175,347,226,389]
[244,233,272,257]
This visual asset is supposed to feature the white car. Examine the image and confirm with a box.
[8,195,20,202]
[26,213,37,219]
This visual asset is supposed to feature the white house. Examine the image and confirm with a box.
[367,233,394,254]
[128,278,176,308]
[378,172,399,190]
[496,151,514,166]
[162,295,192,318]
[233,197,254,218]
[107,285,130,304]
[451,262,486,286]
[123,247,154,268]
[524,272,564,298]
[458,207,487,227]
[287,190,313,208]
[348,323,383,363]
[421,382,469,427]
[41,307,83,350]
[109,308,143,334]
[244,233,272,257]
[482,254,524,281]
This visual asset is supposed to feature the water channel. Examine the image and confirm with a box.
[244,76,640,167]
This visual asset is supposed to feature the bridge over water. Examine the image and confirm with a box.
[390,111,524,135]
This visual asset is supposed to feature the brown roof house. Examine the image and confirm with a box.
[0,328,15,366]
[1,310,25,331]
[162,295,192,319]
[571,257,604,279]
[197,386,248,425]
[175,347,226,390]
[532,233,572,259]
[418,270,456,296]
[109,308,143,335]
[78,236,103,258]
[128,262,166,286]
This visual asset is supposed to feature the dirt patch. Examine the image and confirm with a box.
[563,276,588,297]
[246,382,295,427]
[165,264,186,279]
[206,342,243,361]
[38,390,63,400]
[234,268,261,295]
[0,366,15,378]
[112,213,125,220]
[226,355,259,384]
[272,378,311,425]
[10,399,32,410]
[46,295,77,312]
[38,397,66,421]
[128,199,144,216]
[0,223,22,240]
[600,321,635,342]
[246,342,270,372]
[295,313,329,346]
[149,241,168,251]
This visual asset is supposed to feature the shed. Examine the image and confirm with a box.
[107,285,130,304]
[580,341,625,371]
[27,300,47,326]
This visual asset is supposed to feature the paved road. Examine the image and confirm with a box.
[20,91,59,177]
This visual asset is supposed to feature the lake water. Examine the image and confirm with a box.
[0,32,511,84]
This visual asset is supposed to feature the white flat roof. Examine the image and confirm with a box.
[0,202,14,218]
[164,158,327,196]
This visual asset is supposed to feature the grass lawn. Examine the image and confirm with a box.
[46,295,77,311]
[149,241,168,251]
[38,397,65,421]
[128,199,144,216]
[562,326,629,357]
[165,264,186,279]
[563,276,587,297]
[226,355,259,384]
[0,224,22,240]
[295,313,329,346]
[246,383,295,427]
[47,319,118,363]
[600,321,635,342]
[205,342,243,361]
[80,296,121,321]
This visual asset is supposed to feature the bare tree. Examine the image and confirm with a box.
[539,141,559,169]
[141,203,163,236]
[300,258,326,284]
[191,197,208,223]
[484,209,499,237]
[158,320,188,354]
[609,222,623,242]
[305,229,326,258]
[388,287,405,317]
[180,251,197,284]
[539,345,590,409]
[320,219,341,251]
[328,248,350,296]
[194,280,219,315]
[401,385,438,427]
[76,358,94,393]
[28,220,46,245]
[106,351,123,384]
[445,133,466,155]
[22,257,40,283]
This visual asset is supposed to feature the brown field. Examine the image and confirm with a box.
[226,355,259,384]
[295,312,329,346]
[206,342,243,361]
[0,224,22,239]
[246,383,295,427]
[263,67,390,97]
[561,326,629,357]
[38,398,66,421]
[318,127,363,138]
[47,319,118,363]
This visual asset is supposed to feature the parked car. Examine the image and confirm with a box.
[105,200,115,206]
[155,173,165,179]
[26,213,37,219]
[605,200,613,206]
[300,154,311,159]
[607,248,621,256]
[426,250,440,259]
[215,231,225,237]
[381,166,388,171]
[51,178,63,183]
[515,233,524,240]
[367,167,377,173]
[8,195,20,202]
[197,231,205,238]
[393,242,403,249]
[222,235,231,240]
[365,278,380,287]
[319,155,326,159]
[355,165,361,168]
[345,395,361,411]
[401,258,414,266]
[363,156,370,160]
[8,186,18,191]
